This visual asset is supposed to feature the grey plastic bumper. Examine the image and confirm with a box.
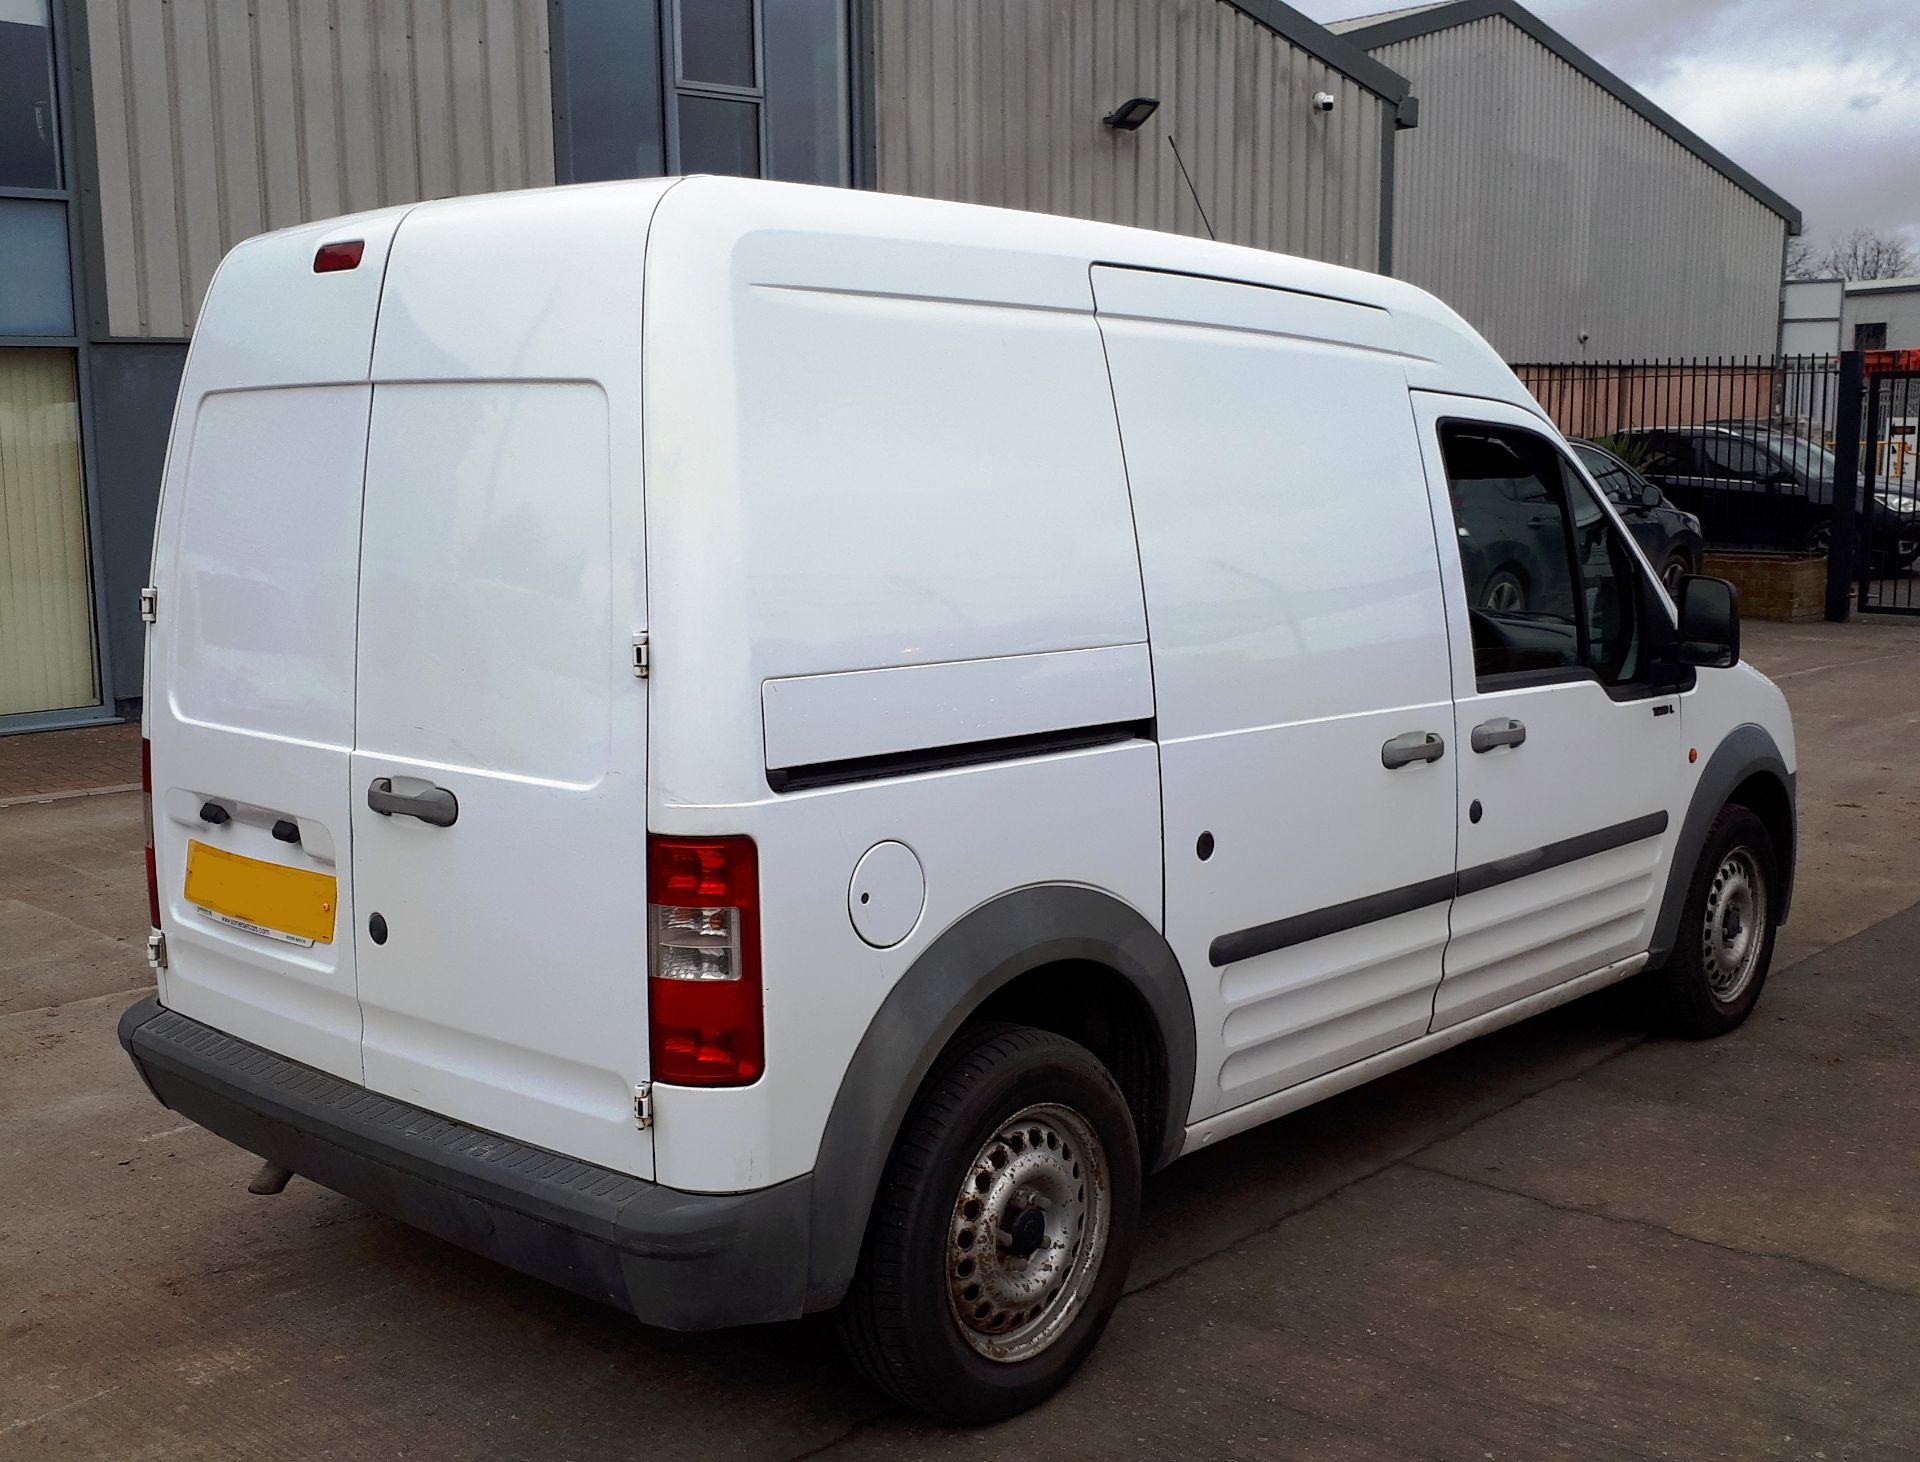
[117,997,811,1330]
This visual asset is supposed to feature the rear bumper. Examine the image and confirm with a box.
[117,997,811,1330]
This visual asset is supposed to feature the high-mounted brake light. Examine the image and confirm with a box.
[313,240,365,273]
[142,738,161,929]
[647,835,763,1086]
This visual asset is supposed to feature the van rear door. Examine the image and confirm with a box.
[147,209,412,1083]
[348,190,663,1177]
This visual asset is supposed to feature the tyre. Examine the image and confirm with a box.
[839,1023,1141,1423]
[1649,805,1778,1038]
[1658,550,1692,597]
[1480,568,1527,613]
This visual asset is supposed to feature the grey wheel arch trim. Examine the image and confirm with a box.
[1649,722,1796,965]
[802,883,1195,1311]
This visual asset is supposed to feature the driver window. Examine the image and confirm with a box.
[1565,469,1641,684]
[1701,437,1768,480]
[1440,426,1581,680]
[1440,424,1647,689]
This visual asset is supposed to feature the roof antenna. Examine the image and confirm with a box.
[1165,134,1216,241]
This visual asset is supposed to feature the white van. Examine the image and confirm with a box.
[121,177,1795,1421]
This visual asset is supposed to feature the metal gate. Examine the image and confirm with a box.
[1857,356,1920,615]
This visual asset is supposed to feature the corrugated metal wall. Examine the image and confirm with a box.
[872,0,1388,270]
[1369,17,1787,360]
[83,0,556,340]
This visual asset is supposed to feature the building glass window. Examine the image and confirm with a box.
[0,0,59,190]
[1855,322,1888,352]
[678,94,762,177]
[0,197,74,335]
[680,0,756,88]
[0,349,98,714]
[670,0,764,178]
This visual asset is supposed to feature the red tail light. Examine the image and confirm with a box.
[647,835,763,1086]
[313,239,365,273]
[142,738,161,929]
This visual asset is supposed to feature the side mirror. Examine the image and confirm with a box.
[1640,482,1662,509]
[1676,575,1739,668]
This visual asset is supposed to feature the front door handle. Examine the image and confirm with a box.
[367,777,459,827]
[1381,730,1446,769]
[1471,718,1527,753]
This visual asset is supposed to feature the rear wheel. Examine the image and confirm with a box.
[1480,568,1527,614]
[1649,805,1778,1037]
[839,1024,1140,1423]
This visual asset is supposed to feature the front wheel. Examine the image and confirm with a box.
[1658,550,1693,597]
[1650,805,1779,1037]
[839,1024,1141,1423]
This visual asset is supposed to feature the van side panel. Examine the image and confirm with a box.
[642,183,1162,1194]
[1092,266,1460,1123]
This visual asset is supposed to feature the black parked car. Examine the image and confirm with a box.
[1613,424,1920,571]
[1568,438,1704,595]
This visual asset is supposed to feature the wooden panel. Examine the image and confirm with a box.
[0,351,97,715]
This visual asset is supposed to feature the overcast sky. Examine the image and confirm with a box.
[1297,0,1920,251]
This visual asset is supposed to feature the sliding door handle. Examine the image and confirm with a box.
[1381,730,1446,769]
[367,777,459,827]
[1471,718,1527,753]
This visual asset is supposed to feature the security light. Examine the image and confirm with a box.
[1103,97,1160,131]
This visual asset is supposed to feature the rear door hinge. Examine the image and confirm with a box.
[139,586,158,623]
[631,633,650,679]
[147,930,168,970]
[634,1081,654,1130]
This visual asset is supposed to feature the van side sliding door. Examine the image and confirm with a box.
[1093,267,1460,1123]
[1408,392,1686,1027]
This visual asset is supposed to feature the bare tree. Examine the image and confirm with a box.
[1814,227,1917,281]
[1784,234,1819,280]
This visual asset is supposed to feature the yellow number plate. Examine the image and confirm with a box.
[184,839,337,946]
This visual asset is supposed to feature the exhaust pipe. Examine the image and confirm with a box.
[247,1162,294,1196]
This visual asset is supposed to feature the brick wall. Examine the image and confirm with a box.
[1702,552,1827,623]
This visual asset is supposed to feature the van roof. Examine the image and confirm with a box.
[384,175,1532,415]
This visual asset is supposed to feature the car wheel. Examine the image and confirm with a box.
[839,1023,1140,1423]
[1649,805,1778,1038]
[1479,568,1527,614]
[1659,550,1692,596]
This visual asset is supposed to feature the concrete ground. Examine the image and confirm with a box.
[3,618,1918,1459]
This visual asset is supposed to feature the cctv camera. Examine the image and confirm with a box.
[1312,91,1336,113]
[1577,330,1591,344]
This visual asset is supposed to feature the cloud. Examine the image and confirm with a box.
[1304,0,1920,248]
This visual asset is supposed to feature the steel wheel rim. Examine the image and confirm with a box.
[945,1102,1110,1364]
[1702,847,1767,1002]
[1483,575,1524,613]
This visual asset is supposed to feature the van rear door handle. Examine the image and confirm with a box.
[1470,718,1527,753]
[1381,730,1446,769]
[367,778,459,827]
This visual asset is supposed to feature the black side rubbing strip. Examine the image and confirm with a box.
[1454,810,1668,897]
[766,720,1153,794]
[1209,873,1456,968]
[1209,811,1671,967]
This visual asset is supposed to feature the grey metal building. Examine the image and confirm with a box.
[1,0,1410,731]
[1329,0,1801,362]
